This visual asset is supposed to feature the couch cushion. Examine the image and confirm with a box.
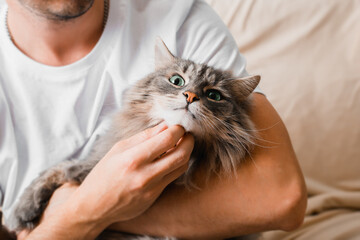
[206,0,360,238]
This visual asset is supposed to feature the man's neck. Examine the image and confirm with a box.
[6,0,106,66]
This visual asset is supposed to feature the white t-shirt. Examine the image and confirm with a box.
[0,0,260,224]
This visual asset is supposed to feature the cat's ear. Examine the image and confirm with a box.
[155,37,175,70]
[227,75,261,100]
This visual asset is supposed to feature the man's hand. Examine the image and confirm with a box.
[20,124,194,240]
[73,124,194,224]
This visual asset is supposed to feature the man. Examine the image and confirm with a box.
[0,0,307,239]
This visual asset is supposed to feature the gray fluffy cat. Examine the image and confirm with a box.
[7,39,260,240]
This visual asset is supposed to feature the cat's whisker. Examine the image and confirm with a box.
[196,109,279,135]
[217,124,260,170]
[201,115,250,152]
[246,151,261,174]
[196,108,224,133]
[200,107,279,149]
[243,121,282,133]
[208,113,277,151]
[196,108,255,173]
[239,123,282,147]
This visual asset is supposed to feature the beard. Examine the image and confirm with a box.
[18,0,95,21]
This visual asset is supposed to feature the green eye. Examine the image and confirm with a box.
[206,89,222,101]
[169,75,185,87]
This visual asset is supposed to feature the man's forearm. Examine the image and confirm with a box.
[21,185,108,240]
[23,205,105,240]
[109,94,307,238]
[24,219,103,240]
[111,166,304,239]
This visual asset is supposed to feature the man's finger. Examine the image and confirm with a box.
[112,122,168,153]
[151,133,194,176]
[162,163,189,186]
[129,125,186,164]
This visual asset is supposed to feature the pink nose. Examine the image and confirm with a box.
[183,91,199,103]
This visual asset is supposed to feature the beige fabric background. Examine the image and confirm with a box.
[206,0,360,239]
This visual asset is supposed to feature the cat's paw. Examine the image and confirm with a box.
[11,169,64,231]
[13,181,60,230]
[64,162,92,184]
[10,160,88,231]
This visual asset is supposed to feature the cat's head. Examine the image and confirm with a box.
[122,39,260,178]
[130,39,260,139]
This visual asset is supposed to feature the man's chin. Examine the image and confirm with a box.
[20,0,95,22]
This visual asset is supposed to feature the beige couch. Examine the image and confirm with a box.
[206,0,360,239]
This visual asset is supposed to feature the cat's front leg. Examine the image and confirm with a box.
[11,168,64,230]
[11,160,96,231]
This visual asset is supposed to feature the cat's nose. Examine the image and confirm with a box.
[183,91,199,103]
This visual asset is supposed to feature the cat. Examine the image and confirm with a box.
[6,39,260,240]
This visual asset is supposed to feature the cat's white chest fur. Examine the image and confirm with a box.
[150,99,202,136]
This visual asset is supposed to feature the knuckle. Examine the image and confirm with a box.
[176,150,188,163]
[143,190,155,201]
[168,150,189,169]
[121,154,141,171]
[124,150,148,169]
[160,133,175,147]
[177,144,192,160]
[132,176,150,191]
[132,178,145,191]
[141,128,153,140]
[127,161,138,171]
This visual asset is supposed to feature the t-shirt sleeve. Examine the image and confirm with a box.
[176,0,263,94]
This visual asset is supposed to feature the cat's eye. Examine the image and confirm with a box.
[169,75,185,87]
[206,89,222,101]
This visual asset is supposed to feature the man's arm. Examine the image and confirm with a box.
[110,93,307,239]
[18,125,194,240]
